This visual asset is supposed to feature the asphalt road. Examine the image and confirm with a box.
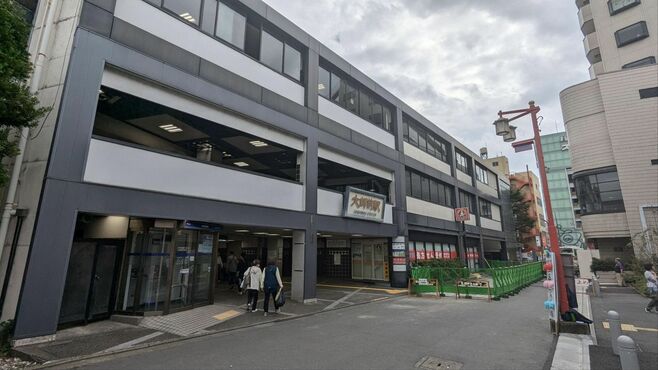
[65,283,555,370]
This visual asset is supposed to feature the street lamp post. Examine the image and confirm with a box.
[494,101,569,315]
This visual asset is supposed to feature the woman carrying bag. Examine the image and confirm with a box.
[242,259,262,312]
[261,258,284,316]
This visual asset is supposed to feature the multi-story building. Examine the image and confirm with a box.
[540,132,585,249]
[561,0,658,259]
[482,155,511,179]
[510,171,548,258]
[0,0,513,343]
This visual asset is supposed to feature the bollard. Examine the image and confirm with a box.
[592,276,601,296]
[608,310,622,355]
[617,336,640,370]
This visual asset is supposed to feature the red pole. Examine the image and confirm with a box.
[528,101,569,315]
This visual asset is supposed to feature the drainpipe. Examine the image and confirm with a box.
[0,0,60,266]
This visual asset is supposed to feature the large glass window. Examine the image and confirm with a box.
[608,0,641,15]
[455,151,470,174]
[615,21,649,47]
[319,67,331,99]
[244,22,261,59]
[459,191,476,214]
[200,0,218,34]
[260,30,284,72]
[406,169,453,207]
[479,199,493,219]
[622,56,656,69]
[402,117,449,163]
[283,44,302,81]
[319,65,393,132]
[318,158,391,202]
[475,165,489,185]
[163,0,201,25]
[216,2,246,49]
[94,86,301,182]
[574,169,625,214]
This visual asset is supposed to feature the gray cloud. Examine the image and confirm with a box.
[263,0,590,173]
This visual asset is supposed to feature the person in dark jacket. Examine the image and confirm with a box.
[260,258,283,316]
[237,255,248,295]
[614,258,625,286]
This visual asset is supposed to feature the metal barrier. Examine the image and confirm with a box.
[410,262,543,299]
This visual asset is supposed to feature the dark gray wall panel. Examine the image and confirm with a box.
[315,215,398,237]
[79,2,113,37]
[86,0,115,12]
[199,60,263,103]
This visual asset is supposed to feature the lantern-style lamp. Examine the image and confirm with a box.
[503,125,517,142]
[493,117,511,136]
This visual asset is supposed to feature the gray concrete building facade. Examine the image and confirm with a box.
[1,0,512,343]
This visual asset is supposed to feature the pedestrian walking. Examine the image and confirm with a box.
[226,251,238,289]
[614,258,625,286]
[260,258,283,316]
[644,263,657,313]
[237,254,248,295]
[243,259,262,312]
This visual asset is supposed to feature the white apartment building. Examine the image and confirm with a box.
[561,0,658,260]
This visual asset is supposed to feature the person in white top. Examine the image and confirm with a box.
[243,259,262,312]
[644,263,657,313]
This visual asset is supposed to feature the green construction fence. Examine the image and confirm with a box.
[410,261,544,299]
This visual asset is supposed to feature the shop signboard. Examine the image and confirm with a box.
[343,187,386,222]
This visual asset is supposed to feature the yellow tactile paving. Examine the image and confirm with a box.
[602,321,658,333]
[213,310,241,321]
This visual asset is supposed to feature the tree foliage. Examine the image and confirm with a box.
[510,187,535,241]
[0,0,49,186]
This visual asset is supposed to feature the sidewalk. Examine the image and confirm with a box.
[588,286,658,370]
[13,282,406,364]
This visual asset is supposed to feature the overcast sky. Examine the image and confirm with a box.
[263,0,590,174]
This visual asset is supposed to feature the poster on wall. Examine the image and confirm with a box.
[343,187,386,222]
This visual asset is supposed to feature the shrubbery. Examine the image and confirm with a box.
[590,258,616,272]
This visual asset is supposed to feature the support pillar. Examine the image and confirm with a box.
[291,229,317,303]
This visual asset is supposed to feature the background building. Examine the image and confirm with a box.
[0,0,515,343]
[482,155,510,178]
[540,132,584,249]
[509,170,548,259]
[562,0,658,259]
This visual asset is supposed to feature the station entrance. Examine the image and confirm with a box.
[316,236,390,283]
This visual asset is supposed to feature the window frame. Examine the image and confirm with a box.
[455,151,471,175]
[475,165,489,185]
[573,169,625,215]
[406,169,453,208]
[479,199,493,219]
[143,0,304,85]
[622,56,656,69]
[608,0,641,15]
[319,64,395,133]
[614,21,650,47]
[402,118,450,164]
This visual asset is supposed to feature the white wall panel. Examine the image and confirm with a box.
[481,218,502,231]
[113,0,304,104]
[476,181,499,198]
[318,97,395,149]
[406,197,454,221]
[456,170,472,185]
[318,147,393,180]
[403,143,451,176]
[102,69,304,151]
[84,139,304,211]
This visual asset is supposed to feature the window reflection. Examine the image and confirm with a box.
[163,0,202,25]
[216,2,246,49]
[574,169,625,214]
[260,31,283,72]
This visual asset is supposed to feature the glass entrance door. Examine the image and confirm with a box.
[170,230,195,309]
[59,241,122,326]
[139,227,172,312]
[193,232,214,304]
[351,239,389,281]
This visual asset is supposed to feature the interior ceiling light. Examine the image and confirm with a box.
[179,12,196,23]
[352,234,363,237]
[235,229,249,232]
[159,124,183,133]
[233,161,249,167]
[318,83,326,90]
[249,140,268,147]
